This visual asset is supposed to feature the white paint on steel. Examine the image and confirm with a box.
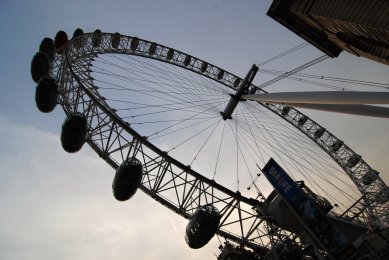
[243,91,389,104]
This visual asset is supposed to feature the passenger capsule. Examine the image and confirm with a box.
[31,52,50,83]
[112,157,143,201]
[35,77,58,113]
[130,37,139,51]
[185,205,221,249]
[314,127,325,139]
[377,190,389,204]
[217,70,224,80]
[54,30,68,54]
[149,42,157,55]
[167,48,174,60]
[200,62,208,73]
[346,154,361,168]
[92,29,102,47]
[281,106,290,116]
[233,78,241,88]
[361,170,379,186]
[297,115,307,127]
[184,55,191,66]
[111,32,121,48]
[72,28,84,49]
[39,38,55,61]
[330,140,343,153]
[73,28,83,38]
[61,112,88,153]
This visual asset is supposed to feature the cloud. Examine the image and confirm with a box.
[0,114,219,260]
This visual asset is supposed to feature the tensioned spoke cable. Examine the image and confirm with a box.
[237,104,358,207]
[234,102,356,201]
[147,104,221,137]
[95,55,233,125]
[95,76,222,114]
[257,42,309,67]
[57,35,387,250]
[122,104,217,120]
[113,54,195,88]
[237,136,258,193]
[258,55,329,89]
[229,111,296,177]
[94,70,224,100]
[136,62,228,111]
[149,115,220,141]
[237,103,325,153]
[188,65,229,112]
[228,109,279,171]
[225,118,241,191]
[238,114,322,150]
[138,53,227,96]
[106,94,221,114]
[239,104,270,165]
[213,120,227,180]
[241,102,357,192]
[230,122,352,209]
[118,55,231,114]
[234,123,267,168]
[93,57,233,145]
[91,51,361,211]
[238,107,345,177]
[122,102,221,119]
[130,116,217,125]
[138,53,228,96]
[94,59,214,107]
[232,108,296,177]
[114,101,192,111]
[225,115,258,188]
[259,69,351,91]
[99,55,192,89]
[259,68,389,89]
[100,52,358,203]
[190,118,223,166]
[94,70,224,96]
[103,54,225,98]
[167,117,222,153]
[285,75,349,91]
[99,54,231,114]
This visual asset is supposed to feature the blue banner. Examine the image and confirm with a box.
[262,158,306,210]
[262,158,348,256]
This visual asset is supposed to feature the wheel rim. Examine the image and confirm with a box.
[49,32,389,252]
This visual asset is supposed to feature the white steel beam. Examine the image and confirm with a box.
[276,103,389,118]
[243,91,389,104]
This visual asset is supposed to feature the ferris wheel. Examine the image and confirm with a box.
[31,29,389,258]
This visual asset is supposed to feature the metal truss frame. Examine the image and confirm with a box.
[48,32,388,254]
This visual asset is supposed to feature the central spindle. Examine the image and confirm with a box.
[220,64,258,120]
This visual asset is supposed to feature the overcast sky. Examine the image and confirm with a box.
[1,0,389,259]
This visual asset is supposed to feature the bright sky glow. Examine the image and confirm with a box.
[0,0,388,259]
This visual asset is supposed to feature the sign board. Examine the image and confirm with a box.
[262,158,348,256]
[262,158,306,210]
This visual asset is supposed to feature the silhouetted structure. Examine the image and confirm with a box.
[267,0,389,65]
[112,157,143,201]
[185,205,221,249]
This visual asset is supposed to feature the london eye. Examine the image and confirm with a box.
[31,29,389,259]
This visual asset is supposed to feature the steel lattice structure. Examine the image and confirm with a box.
[48,32,389,253]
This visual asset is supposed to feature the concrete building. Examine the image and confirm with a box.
[267,0,389,65]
